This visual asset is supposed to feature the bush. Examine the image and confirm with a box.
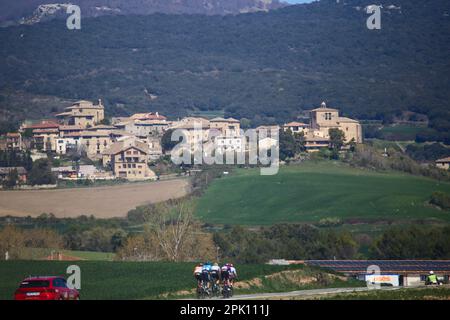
[316,217,343,228]
[28,159,56,186]
[214,224,358,263]
[348,144,450,181]
[430,192,450,210]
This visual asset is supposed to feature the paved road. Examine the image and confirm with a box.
[226,287,400,300]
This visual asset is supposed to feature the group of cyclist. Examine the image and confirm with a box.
[193,262,237,297]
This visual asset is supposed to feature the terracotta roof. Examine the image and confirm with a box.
[135,120,169,125]
[310,101,338,112]
[109,130,130,137]
[103,139,149,155]
[87,125,117,130]
[6,132,21,137]
[65,131,110,137]
[25,121,60,129]
[59,125,84,131]
[33,128,59,134]
[65,100,104,110]
[436,157,450,163]
[256,125,280,131]
[284,122,309,127]
[130,112,167,121]
[337,117,359,123]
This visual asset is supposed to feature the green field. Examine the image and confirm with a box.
[378,124,434,141]
[196,162,450,225]
[0,261,338,300]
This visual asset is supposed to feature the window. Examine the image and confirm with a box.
[53,278,67,288]
[20,280,50,288]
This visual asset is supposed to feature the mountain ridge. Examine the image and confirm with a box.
[0,0,449,141]
[0,0,288,26]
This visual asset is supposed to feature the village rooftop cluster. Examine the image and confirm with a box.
[1,100,367,185]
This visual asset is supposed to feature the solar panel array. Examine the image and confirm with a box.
[305,260,450,275]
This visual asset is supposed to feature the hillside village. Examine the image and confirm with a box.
[0,98,388,187]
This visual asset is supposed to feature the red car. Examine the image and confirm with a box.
[14,276,80,300]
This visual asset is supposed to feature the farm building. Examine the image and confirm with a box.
[436,157,450,170]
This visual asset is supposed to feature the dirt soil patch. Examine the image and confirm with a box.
[0,179,189,218]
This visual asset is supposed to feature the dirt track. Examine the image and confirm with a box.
[0,179,189,218]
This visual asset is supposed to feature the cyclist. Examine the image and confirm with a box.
[193,263,203,288]
[222,264,233,283]
[201,261,212,290]
[210,263,221,293]
[220,263,234,298]
[229,263,238,287]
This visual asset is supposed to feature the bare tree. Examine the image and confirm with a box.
[144,199,194,262]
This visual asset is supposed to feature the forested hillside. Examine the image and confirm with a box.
[0,0,449,139]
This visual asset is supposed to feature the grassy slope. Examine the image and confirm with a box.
[0,261,312,300]
[196,162,450,225]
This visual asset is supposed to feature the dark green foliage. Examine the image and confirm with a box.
[214,224,359,263]
[1,168,18,189]
[161,129,178,152]
[27,158,56,185]
[349,144,450,181]
[0,150,33,170]
[329,128,345,159]
[406,143,450,162]
[0,0,449,137]
[279,129,305,161]
[430,192,450,210]
[0,121,19,135]
[370,226,450,259]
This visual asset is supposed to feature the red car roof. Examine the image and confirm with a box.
[22,276,62,281]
